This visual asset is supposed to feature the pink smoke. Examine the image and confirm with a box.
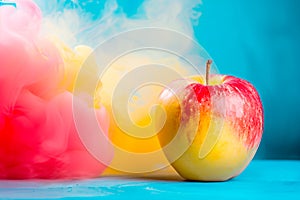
[0,0,112,179]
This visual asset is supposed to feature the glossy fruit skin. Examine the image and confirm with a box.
[156,75,264,181]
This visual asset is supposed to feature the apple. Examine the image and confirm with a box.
[155,60,264,181]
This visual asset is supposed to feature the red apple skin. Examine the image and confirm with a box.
[156,75,264,181]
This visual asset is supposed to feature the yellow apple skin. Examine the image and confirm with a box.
[156,75,264,181]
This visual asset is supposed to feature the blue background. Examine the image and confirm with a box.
[118,0,300,159]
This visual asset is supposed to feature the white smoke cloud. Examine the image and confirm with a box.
[34,0,202,47]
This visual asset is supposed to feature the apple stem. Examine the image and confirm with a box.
[206,59,212,85]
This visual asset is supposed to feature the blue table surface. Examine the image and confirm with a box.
[0,160,299,199]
